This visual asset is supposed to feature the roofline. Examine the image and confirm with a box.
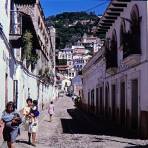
[97,0,131,38]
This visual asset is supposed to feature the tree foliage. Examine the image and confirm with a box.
[46,12,99,49]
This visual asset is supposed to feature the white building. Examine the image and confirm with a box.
[82,1,148,138]
[82,33,103,53]
[0,0,16,115]
[82,48,105,113]
[0,0,56,119]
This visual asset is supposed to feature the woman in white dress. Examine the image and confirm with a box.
[48,101,54,122]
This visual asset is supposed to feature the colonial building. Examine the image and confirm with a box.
[72,75,83,97]
[0,0,56,118]
[82,1,148,138]
[82,47,105,114]
[0,0,16,115]
[82,33,103,53]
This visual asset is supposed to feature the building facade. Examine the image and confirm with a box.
[82,33,103,53]
[82,1,148,138]
[0,0,16,115]
[0,0,56,118]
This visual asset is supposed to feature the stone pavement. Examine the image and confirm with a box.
[1,96,148,148]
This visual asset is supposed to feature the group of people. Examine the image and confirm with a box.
[0,98,55,148]
[23,98,39,147]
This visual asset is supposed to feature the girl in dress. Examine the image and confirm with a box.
[48,101,54,122]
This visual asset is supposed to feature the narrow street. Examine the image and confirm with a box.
[13,96,148,148]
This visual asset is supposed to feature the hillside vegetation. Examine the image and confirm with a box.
[46,12,100,49]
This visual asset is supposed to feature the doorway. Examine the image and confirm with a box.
[13,80,18,109]
[5,73,8,105]
[96,87,99,114]
[100,87,103,114]
[112,84,116,120]
[131,79,139,130]
[120,81,126,126]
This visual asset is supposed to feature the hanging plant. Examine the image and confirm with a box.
[22,30,33,61]
[22,30,39,69]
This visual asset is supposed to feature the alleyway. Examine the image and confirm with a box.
[3,96,148,148]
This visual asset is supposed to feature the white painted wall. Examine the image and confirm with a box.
[0,0,55,117]
[0,0,15,116]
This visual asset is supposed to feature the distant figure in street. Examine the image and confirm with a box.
[48,101,54,122]
[0,101,22,148]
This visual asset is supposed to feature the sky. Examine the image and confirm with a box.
[40,0,110,17]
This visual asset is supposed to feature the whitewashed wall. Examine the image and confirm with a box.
[0,0,15,116]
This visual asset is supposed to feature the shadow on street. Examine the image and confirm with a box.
[125,145,148,148]
[61,108,139,139]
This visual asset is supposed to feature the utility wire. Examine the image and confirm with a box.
[41,0,110,16]
[85,1,109,12]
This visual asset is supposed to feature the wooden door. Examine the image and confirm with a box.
[5,74,8,105]
[131,79,139,130]
[100,87,103,114]
[105,86,109,117]
[13,80,18,109]
[96,88,99,114]
[112,84,116,120]
[120,82,126,126]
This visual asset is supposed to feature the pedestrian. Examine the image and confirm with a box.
[0,101,22,148]
[48,101,54,122]
[28,100,39,146]
[22,98,33,145]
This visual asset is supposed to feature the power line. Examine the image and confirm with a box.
[85,1,109,12]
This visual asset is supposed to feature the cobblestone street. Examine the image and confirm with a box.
[3,96,148,148]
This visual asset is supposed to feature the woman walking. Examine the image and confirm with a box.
[0,101,22,148]
[48,101,54,122]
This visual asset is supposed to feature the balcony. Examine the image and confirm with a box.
[123,54,140,67]
[14,0,36,4]
[9,11,22,40]
[105,49,118,75]
[122,33,141,67]
[106,67,117,75]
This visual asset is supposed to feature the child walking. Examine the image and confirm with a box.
[48,101,54,122]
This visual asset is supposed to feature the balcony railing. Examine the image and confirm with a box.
[122,32,141,59]
[14,0,36,4]
[10,10,22,37]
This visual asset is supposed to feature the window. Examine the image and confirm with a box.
[120,20,126,46]
[106,30,117,69]
[91,89,95,112]
[122,4,141,58]
[130,4,141,52]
